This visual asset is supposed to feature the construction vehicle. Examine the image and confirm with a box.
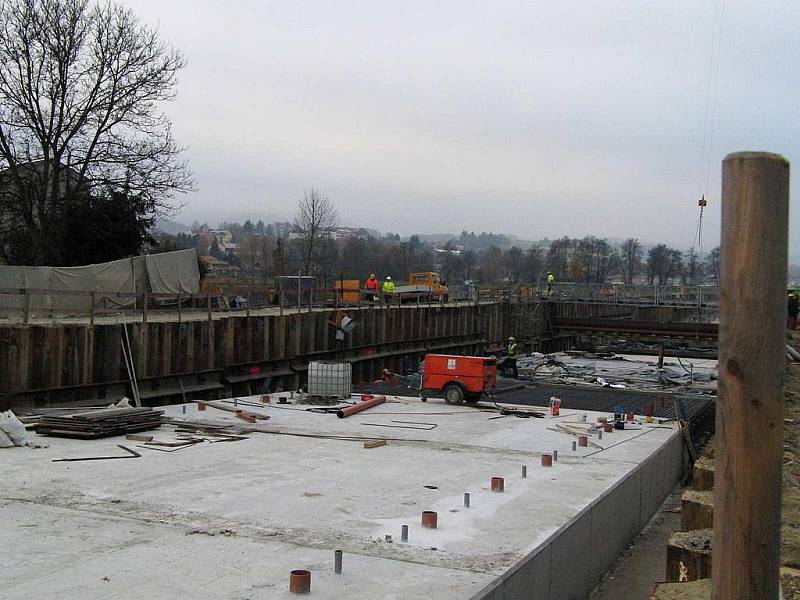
[395,272,449,302]
[420,354,497,404]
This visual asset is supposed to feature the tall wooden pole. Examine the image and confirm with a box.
[714,152,789,600]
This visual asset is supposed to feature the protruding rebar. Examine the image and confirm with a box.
[421,511,438,528]
[334,550,342,574]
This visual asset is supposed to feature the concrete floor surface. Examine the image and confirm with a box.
[2,394,678,599]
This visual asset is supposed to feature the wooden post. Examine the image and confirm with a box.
[177,292,182,323]
[207,291,212,323]
[713,152,789,600]
[23,288,30,324]
[89,291,96,327]
[143,292,149,324]
[297,272,302,314]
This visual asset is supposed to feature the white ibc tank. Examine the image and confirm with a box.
[307,361,352,398]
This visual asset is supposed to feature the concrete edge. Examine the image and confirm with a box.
[469,428,686,600]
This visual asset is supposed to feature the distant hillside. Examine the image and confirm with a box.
[152,218,191,235]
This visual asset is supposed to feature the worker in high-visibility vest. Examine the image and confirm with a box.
[365,273,379,301]
[382,276,396,305]
[501,336,519,378]
[546,271,555,295]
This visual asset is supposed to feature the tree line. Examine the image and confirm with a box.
[145,189,721,289]
[153,223,721,289]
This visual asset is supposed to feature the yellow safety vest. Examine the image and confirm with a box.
[382,280,395,293]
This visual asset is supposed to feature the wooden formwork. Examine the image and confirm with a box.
[0,302,511,409]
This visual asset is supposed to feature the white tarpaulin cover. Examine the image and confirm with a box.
[144,250,200,295]
[0,249,199,317]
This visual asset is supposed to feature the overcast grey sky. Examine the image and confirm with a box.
[124,0,798,252]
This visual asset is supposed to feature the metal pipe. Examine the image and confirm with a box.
[421,511,438,528]
[336,395,386,418]
[289,569,311,594]
[334,550,342,574]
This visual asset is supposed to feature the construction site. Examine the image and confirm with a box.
[0,0,796,595]
[0,153,796,599]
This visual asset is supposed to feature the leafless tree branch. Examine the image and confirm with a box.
[0,0,193,264]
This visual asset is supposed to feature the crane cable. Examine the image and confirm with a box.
[692,0,726,282]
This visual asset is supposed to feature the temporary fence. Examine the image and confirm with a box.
[0,280,721,324]
[478,283,720,308]
[0,284,481,324]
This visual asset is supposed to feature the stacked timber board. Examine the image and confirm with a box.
[36,408,163,439]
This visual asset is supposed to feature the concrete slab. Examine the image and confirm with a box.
[1,394,680,599]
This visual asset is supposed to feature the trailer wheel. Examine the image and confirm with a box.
[443,383,465,404]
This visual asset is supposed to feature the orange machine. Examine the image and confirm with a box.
[421,354,497,404]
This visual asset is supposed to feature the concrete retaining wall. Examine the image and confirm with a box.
[471,430,685,600]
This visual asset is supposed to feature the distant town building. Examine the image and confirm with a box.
[198,255,241,276]
[209,230,233,244]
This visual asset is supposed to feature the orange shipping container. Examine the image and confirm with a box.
[334,279,361,303]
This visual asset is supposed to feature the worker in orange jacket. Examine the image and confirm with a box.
[365,273,379,301]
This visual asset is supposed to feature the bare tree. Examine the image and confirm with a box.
[684,248,701,285]
[272,238,286,277]
[479,245,503,283]
[523,246,543,284]
[461,249,476,281]
[647,244,683,285]
[294,188,337,275]
[503,246,524,283]
[704,246,721,286]
[546,237,572,281]
[0,0,192,264]
[620,238,642,284]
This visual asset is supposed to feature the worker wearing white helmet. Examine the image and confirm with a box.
[382,276,396,305]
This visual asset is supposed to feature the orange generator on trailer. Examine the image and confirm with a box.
[421,354,497,404]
